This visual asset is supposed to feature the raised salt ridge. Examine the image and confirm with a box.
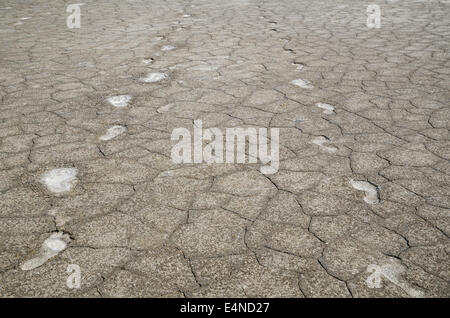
[21,232,70,271]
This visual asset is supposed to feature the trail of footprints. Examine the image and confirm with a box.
[25,38,178,271]
[290,63,380,206]
[26,22,381,276]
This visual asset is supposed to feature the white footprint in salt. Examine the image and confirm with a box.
[293,63,304,71]
[316,102,335,115]
[99,125,127,141]
[161,45,176,51]
[140,72,168,83]
[291,79,314,89]
[311,136,338,153]
[107,95,132,108]
[366,260,425,297]
[40,168,78,193]
[350,179,380,204]
[157,103,174,113]
[21,232,70,271]
[183,14,191,18]
[142,58,153,64]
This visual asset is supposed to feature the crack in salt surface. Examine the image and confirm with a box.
[366,260,425,297]
[316,102,335,114]
[21,232,70,271]
[107,95,132,107]
[140,72,168,83]
[99,125,127,141]
[40,168,78,193]
[291,79,313,89]
[350,179,380,204]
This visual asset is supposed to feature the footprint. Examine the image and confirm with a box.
[293,63,304,71]
[161,45,176,51]
[182,14,191,18]
[142,58,153,64]
[140,72,168,83]
[316,102,335,114]
[350,179,380,204]
[21,232,70,271]
[366,260,425,297]
[291,79,313,89]
[157,103,174,113]
[107,95,131,107]
[40,168,78,193]
[99,125,126,141]
[311,136,338,153]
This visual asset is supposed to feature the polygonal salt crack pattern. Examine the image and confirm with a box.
[0,0,449,298]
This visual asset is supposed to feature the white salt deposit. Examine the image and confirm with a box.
[99,125,127,141]
[161,45,175,51]
[311,136,337,153]
[350,179,380,204]
[316,102,335,114]
[366,261,425,297]
[140,72,168,83]
[107,95,131,107]
[40,168,78,193]
[293,63,304,71]
[157,103,174,113]
[291,79,313,89]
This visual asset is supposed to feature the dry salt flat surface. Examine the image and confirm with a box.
[0,0,449,298]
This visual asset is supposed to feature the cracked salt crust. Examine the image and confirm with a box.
[311,136,337,153]
[161,45,176,51]
[100,125,127,141]
[291,79,313,89]
[40,168,78,193]
[140,72,168,83]
[316,103,335,114]
[366,261,425,297]
[107,95,132,107]
[350,179,380,204]
[21,232,70,271]
[190,64,219,71]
